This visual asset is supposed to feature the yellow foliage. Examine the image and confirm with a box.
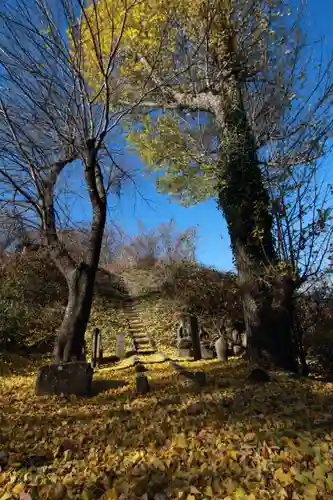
[71,0,235,95]
[1,357,333,499]
[274,467,293,485]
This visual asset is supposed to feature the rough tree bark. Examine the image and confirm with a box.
[53,264,96,363]
[216,81,299,372]
[44,143,107,364]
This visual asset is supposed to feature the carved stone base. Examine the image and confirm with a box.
[35,362,93,396]
[178,348,192,358]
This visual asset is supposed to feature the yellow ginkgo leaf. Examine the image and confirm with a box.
[303,483,318,499]
[274,467,293,485]
[204,485,213,497]
[235,487,247,499]
[0,493,12,500]
[105,488,117,500]
[314,464,329,480]
[150,457,165,471]
[326,474,333,492]
[12,484,25,495]
[190,486,200,494]
[173,434,187,449]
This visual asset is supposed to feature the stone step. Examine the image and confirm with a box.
[136,350,156,355]
[133,338,151,345]
[133,339,153,347]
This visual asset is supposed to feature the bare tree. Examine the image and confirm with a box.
[0,208,26,256]
[0,0,143,363]
[111,219,197,270]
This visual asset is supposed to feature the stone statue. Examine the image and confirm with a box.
[177,316,192,358]
[231,329,243,356]
[199,326,214,359]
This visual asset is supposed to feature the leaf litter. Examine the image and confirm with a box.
[0,358,332,499]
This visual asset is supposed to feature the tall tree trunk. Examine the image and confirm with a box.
[216,83,299,372]
[53,264,97,363]
[43,144,107,364]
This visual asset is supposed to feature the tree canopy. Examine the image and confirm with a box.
[77,0,314,204]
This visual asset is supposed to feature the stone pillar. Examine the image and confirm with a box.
[189,315,202,361]
[91,328,102,368]
[116,333,126,359]
[136,374,149,394]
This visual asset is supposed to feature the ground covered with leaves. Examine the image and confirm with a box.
[1,358,333,500]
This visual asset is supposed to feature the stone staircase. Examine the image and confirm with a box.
[123,299,156,356]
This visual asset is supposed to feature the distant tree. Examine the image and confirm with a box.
[0,0,141,363]
[112,219,197,269]
[0,209,26,256]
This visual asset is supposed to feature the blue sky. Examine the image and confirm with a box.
[70,0,333,272]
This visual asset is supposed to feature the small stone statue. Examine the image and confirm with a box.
[199,326,209,341]
[231,329,243,356]
[200,326,214,359]
[177,317,192,358]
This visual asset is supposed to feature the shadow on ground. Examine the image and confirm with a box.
[91,378,128,395]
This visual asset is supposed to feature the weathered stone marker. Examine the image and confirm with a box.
[91,328,103,368]
[215,336,228,361]
[116,333,126,360]
[35,362,93,396]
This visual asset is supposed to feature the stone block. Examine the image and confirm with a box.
[177,337,192,349]
[35,362,93,396]
[178,348,192,358]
